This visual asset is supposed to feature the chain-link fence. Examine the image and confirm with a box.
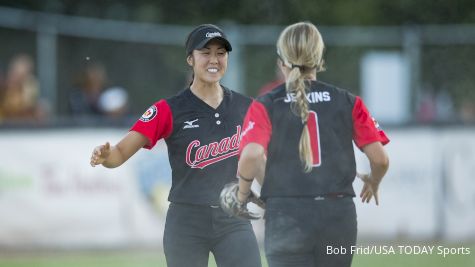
[1,7,475,125]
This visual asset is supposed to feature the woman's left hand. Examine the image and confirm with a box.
[357,172,380,205]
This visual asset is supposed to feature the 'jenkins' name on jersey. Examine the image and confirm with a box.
[284,91,331,103]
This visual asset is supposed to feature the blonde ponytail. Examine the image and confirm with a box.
[277,22,325,172]
[287,66,313,172]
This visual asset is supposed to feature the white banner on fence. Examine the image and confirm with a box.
[354,128,475,241]
[0,127,474,248]
[0,129,167,248]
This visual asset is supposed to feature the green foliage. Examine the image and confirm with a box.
[1,0,475,25]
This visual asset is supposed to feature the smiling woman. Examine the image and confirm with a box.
[186,40,229,106]
[89,24,262,267]
[185,25,232,108]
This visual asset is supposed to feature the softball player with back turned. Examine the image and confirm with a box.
[224,21,390,267]
[90,24,261,267]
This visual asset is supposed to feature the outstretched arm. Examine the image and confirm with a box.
[90,131,148,168]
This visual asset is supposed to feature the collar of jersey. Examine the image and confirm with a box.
[186,85,231,114]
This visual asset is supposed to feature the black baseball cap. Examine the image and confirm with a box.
[185,24,232,55]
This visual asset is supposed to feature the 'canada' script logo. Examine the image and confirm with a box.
[186,126,241,169]
[240,121,255,139]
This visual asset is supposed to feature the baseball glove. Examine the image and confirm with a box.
[220,182,265,220]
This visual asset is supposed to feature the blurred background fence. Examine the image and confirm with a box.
[0,2,474,255]
[1,6,475,124]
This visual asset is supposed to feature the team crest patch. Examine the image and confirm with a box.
[140,106,157,122]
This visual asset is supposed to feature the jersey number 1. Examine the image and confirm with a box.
[307,111,321,167]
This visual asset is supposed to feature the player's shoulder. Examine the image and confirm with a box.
[166,87,188,100]
[223,86,252,108]
[225,86,251,101]
[256,83,286,104]
[161,87,191,106]
[138,88,188,114]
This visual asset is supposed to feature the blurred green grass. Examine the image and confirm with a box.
[0,246,473,267]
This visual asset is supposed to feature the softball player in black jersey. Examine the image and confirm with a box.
[90,24,261,267]
[234,22,390,267]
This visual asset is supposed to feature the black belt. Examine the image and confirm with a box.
[269,193,353,201]
[314,193,352,200]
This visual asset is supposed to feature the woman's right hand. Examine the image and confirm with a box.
[90,142,111,167]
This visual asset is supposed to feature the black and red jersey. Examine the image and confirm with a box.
[131,87,252,205]
[240,80,389,199]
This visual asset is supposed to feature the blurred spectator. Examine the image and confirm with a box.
[417,88,456,123]
[434,89,455,121]
[459,99,475,123]
[0,54,47,122]
[0,66,4,117]
[69,62,107,117]
[98,86,129,118]
[69,62,129,120]
[257,63,285,96]
[416,90,437,123]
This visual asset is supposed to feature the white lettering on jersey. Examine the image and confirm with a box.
[372,117,382,130]
[183,119,199,129]
[185,126,241,169]
[240,121,255,139]
[284,91,331,103]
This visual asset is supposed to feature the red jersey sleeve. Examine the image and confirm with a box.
[239,100,272,155]
[130,100,173,149]
[352,96,390,149]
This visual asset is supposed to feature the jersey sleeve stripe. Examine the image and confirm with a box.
[239,100,272,155]
[352,96,390,149]
[130,99,174,149]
